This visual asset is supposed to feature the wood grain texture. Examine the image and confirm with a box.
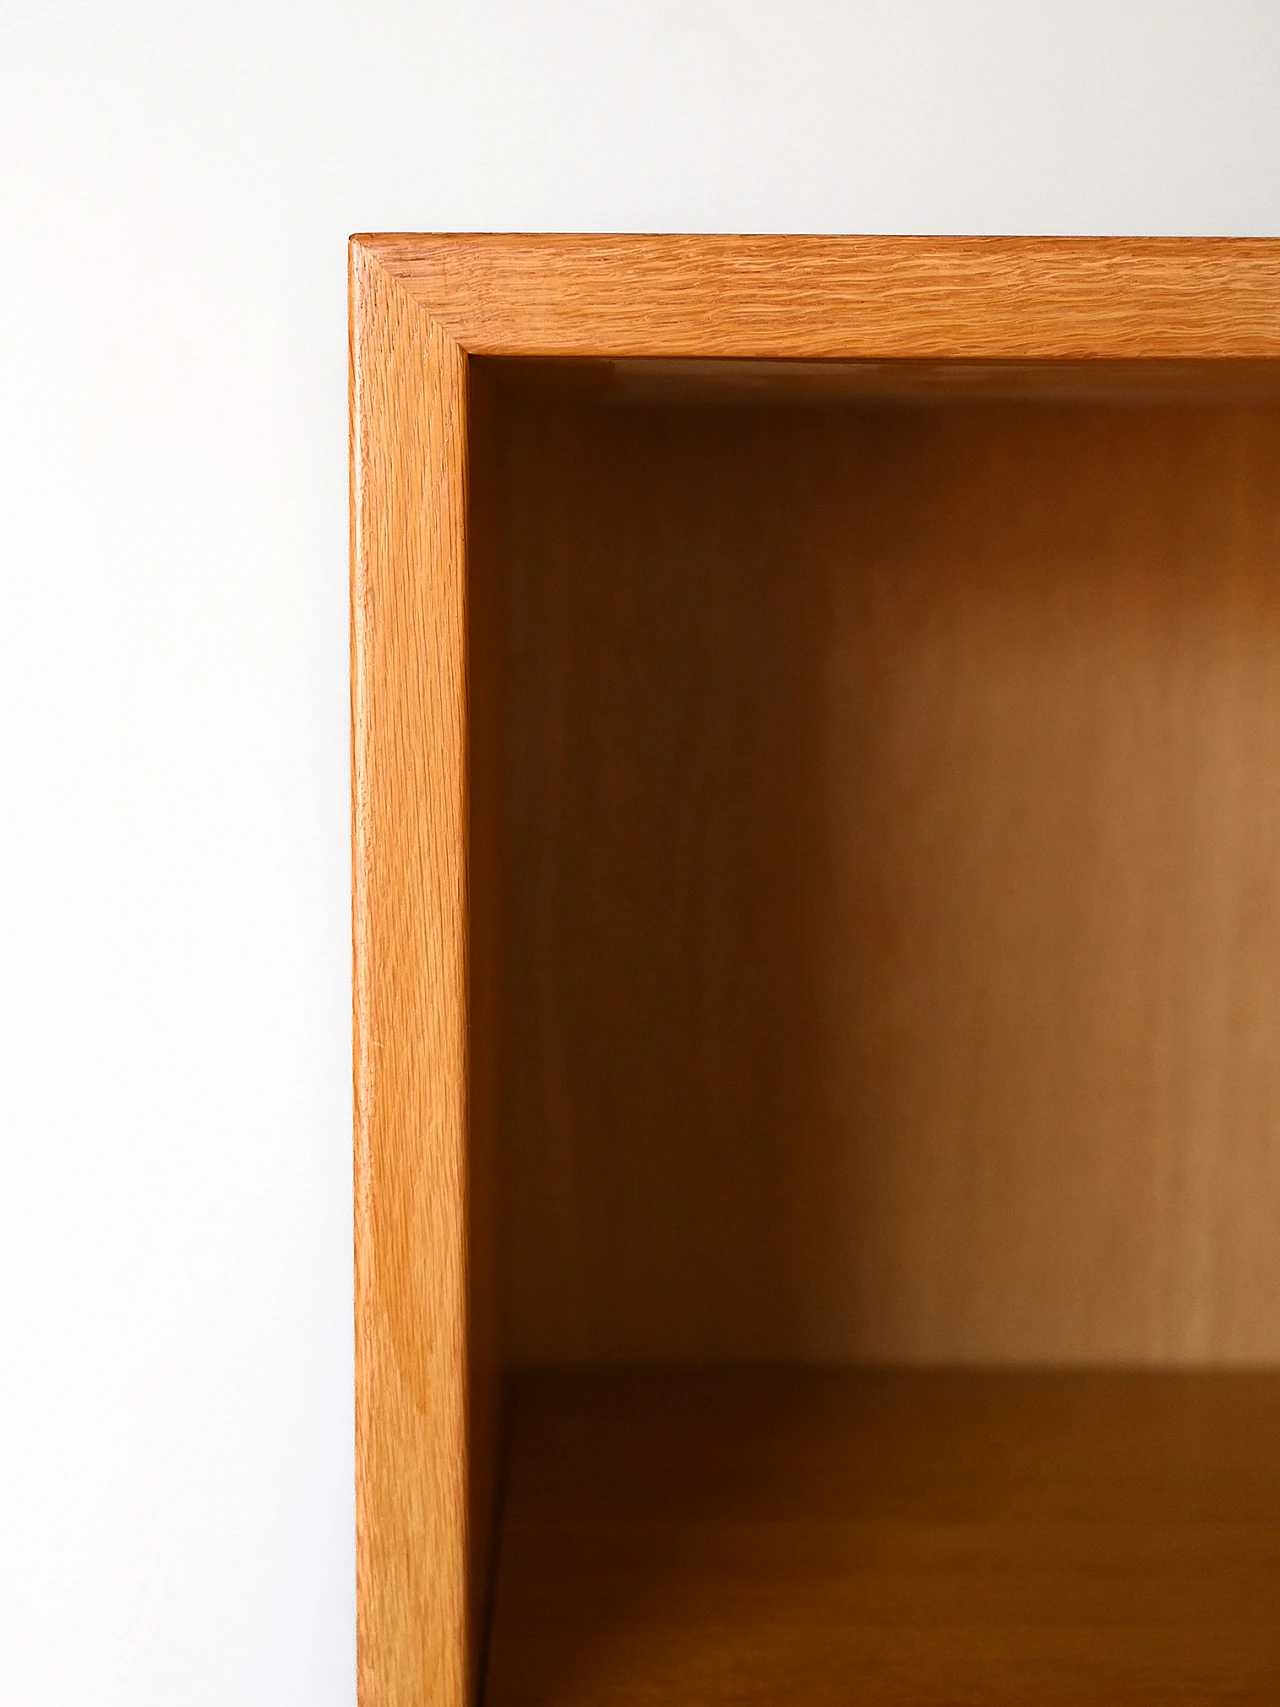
[485,1367,1280,1706]
[492,388,1280,1365]
[358,235,1280,361]
[351,244,472,1707]
[350,236,1280,1705]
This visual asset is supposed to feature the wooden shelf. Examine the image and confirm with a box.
[352,238,1280,1705]
[484,1368,1280,1705]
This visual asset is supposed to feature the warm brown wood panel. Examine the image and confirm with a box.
[485,1367,1280,1707]
[351,236,1280,1707]
[363,235,1280,361]
[351,246,473,1707]
[492,389,1280,1365]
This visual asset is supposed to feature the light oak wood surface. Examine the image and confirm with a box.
[350,236,1280,1707]
[351,243,473,1707]
[484,1367,1280,1706]
[360,235,1280,360]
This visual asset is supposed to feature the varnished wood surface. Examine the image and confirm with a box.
[351,236,1280,1707]
[484,1368,1280,1706]
[493,393,1280,1366]
[351,244,474,1707]
[357,235,1280,361]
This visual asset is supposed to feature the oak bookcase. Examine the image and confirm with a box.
[351,236,1280,1705]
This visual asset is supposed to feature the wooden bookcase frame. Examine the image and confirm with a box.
[350,235,1280,1707]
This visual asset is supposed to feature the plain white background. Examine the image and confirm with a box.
[2,3,1279,1701]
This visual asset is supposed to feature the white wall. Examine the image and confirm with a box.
[2,3,1278,1702]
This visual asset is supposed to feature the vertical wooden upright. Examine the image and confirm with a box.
[351,245,471,1707]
